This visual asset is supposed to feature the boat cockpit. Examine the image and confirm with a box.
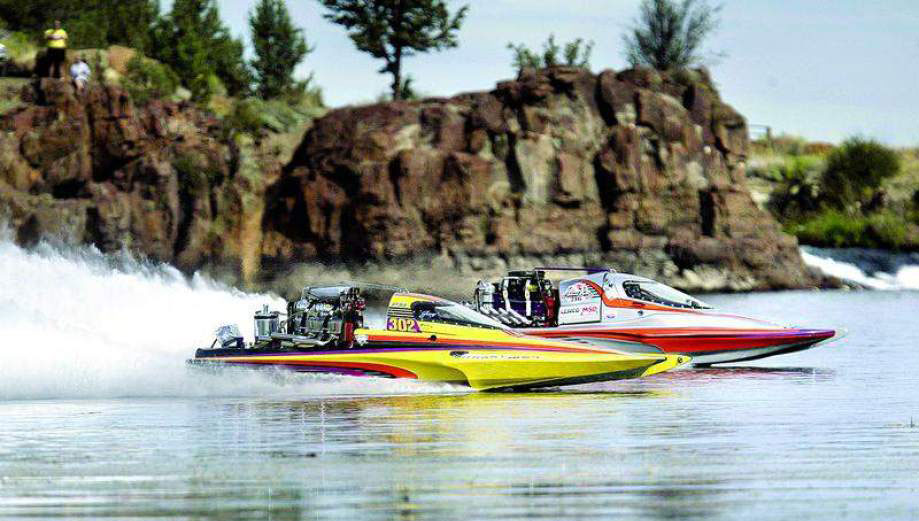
[472,267,713,328]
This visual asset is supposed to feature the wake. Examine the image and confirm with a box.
[801,246,919,290]
[0,233,458,400]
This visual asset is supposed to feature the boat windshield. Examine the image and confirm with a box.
[622,280,712,309]
[413,300,511,331]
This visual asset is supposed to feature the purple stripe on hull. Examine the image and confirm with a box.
[247,345,579,357]
[222,362,380,378]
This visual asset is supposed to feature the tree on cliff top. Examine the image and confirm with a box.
[623,0,721,71]
[250,0,312,99]
[319,0,468,100]
[151,0,252,101]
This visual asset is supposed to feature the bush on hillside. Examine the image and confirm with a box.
[122,54,179,104]
[768,155,823,219]
[223,93,325,138]
[507,34,594,74]
[789,210,911,250]
[0,31,38,75]
[821,137,900,210]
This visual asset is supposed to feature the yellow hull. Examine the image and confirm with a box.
[193,332,690,391]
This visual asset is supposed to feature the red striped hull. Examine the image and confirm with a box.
[524,327,837,365]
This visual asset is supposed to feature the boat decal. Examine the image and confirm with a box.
[576,278,703,313]
[387,317,422,332]
[217,359,418,379]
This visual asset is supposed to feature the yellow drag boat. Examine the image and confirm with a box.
[189,285,689,391]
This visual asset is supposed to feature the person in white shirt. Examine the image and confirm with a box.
[69,57,91,94]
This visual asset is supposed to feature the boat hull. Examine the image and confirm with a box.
[189,343,690,391]
[520,328,837,366]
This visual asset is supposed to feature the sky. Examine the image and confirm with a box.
[199,0,919,145]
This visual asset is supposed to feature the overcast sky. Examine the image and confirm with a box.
[203,0,919,145]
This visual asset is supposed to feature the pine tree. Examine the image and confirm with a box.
[319,0,468,100]
[623,0,721,71]
[249,0,311,99]
[150,0,251,101]
[104,0,160,53]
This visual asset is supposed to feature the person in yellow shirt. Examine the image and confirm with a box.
[44,20,68,79]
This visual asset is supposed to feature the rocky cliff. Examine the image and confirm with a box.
[0,78,295,282]
[1,68,820,293]
[262,66,816,292]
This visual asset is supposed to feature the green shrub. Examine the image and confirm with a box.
[122,55,179,104]
[224,94,325,138]
[865,212,907,249]
[821,137,900,210]
[768,155,824,219]
[789,210,910,249]
[0,31,39,75]
[225,98,264,136]
[507,34,594,73]
[789,210,867,248]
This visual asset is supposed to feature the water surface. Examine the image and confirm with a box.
[2,285,918,519]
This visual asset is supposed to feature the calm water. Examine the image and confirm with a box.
[1,289,918,520]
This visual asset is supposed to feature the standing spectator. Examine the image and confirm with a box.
[44,20,68,78]
[70,57,91,94]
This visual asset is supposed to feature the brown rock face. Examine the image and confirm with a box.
[0,79,280,284]
[264,66,814,291]
[0,68,817,292]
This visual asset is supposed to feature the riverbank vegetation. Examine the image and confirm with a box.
[749,136,919,250]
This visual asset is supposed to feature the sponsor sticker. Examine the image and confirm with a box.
[558,302,601,324]
[561,280,601,304]
[387,317,421,332]
[450,352,539,360]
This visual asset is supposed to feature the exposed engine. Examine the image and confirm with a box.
[474,270,558,327]
[286,286,365,347]
[207,285,366,351]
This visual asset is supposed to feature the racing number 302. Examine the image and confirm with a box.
[388,318,421,332]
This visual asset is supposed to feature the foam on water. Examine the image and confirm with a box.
[800,247,919,290]
[0,234,461,400]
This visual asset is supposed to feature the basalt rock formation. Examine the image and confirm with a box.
[262,67,816,291]
[1,68,820,292]
[0,79,277,281]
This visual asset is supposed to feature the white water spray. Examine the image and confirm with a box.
[0,233,459,400]
[801,247,919,290]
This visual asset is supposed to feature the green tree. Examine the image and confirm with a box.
[151,0,251,101]
[103,0,160,52]
[623,0,721,71]
[249,0,311,99]
[319,0,468,100]
[821,137,901,210]
[507,34,593,73]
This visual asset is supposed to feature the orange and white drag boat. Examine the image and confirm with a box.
[471,268,837,366]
